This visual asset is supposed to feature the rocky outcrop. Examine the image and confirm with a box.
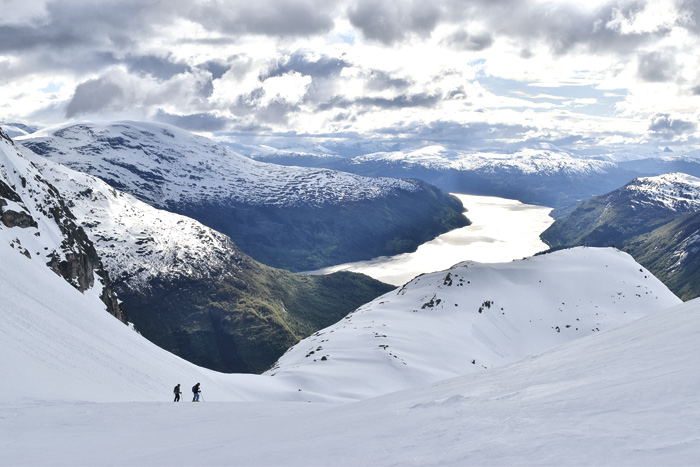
[0,128,128,324]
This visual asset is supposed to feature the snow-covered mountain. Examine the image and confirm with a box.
[13,137,392,373]
[27,148,248,291]
[2,242,697,465]
[0,128,125,322]
[266,247,680,400]
[622,172,700,211]
[21,121,418,208]
[542,173,700,300]
[19,122,468,270]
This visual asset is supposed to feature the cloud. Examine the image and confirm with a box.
[201,60,233,80]
[154,110,229,132]
[443,30,494,51]
[126,55,191,81]
[261,51,350,80]
[190,0,337,37]
[317,92,442,111]
[363,70,412,92]
[65,76,123,118]
[64,68,214,119]
[637,51,677,82]
[348,0,441,45]
[3,0,700,152]
[647,113,697,139]
[374,119,535,148]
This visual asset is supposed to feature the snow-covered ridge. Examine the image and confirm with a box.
[18,121,420,208]
[0,132,69,266]
[625,172,700,211]
[348,146,617,175]
[22,147,246,290]
[0,129,125,321]
[267,247,680,400]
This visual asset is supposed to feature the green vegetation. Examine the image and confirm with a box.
[118,258,394,373]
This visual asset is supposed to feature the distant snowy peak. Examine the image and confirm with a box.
[0,123,37,139]
[24,148,247,290]
[625,173,700,211]
[267,247,680,400]
[356,146,617,175]
[19,121,420,208]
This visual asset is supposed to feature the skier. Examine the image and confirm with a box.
[173,384,182,402]
[192,382,201,402]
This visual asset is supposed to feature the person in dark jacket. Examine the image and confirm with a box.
[173,384,182,402]
[192,382,201,402]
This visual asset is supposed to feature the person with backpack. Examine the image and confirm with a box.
[173,384,182,402]
[192,382,201,402]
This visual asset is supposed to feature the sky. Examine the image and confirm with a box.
[2,0,700,153]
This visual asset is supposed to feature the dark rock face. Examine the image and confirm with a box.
[0,207,38,228]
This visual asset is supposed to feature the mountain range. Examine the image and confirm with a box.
[242,141,700,213]
[541,172,700,300]
[18,122,468,271]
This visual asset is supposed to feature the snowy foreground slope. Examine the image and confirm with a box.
[267,247,681,400]
[2,250,699,465]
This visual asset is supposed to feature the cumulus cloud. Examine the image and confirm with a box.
[154,110,229,132]
[348,0,441,45]
[443,30,494,52]
[65,76,124,118]
[65,67,213,119]
[317,92,442,112]
[648,113,697,139]
[637,51,677,82]
[190,0,337,37]
[261,51,350,80]
[126,55,191,81]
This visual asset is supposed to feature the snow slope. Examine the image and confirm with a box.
[1,262,698,465]
[18,121,420,208]
[267,247,680,400]
[0,235,314,404]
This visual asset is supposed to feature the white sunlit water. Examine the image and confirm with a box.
[310,194,554,286]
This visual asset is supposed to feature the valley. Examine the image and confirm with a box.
[4,2,700,464]
[2,122,700,466]
[310,194,554,285]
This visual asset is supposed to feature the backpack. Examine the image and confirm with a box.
[174,385,179,394]
[192,384,198,393]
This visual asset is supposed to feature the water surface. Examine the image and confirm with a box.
[310,194,554,285]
